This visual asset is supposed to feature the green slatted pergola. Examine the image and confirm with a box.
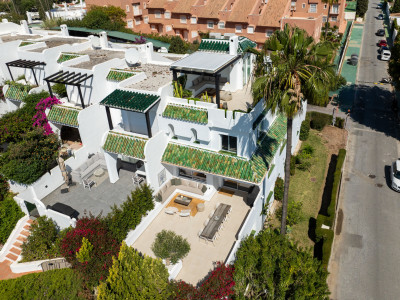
[100,89,160,137]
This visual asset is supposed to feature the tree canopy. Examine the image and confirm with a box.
[97,242,172,299]
[234,230,330,299]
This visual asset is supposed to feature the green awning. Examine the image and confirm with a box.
[238,36,257,53]
[162,104,208,124]
[5,84,31,101]
[102,131,147,160]
[53,27,170,50]
[47,105,81,127]
[106,69,137,82]
[198,36,256,54]
[100,89,160,113]
[162,114,287,184]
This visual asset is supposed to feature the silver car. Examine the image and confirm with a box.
[390,160,400,192]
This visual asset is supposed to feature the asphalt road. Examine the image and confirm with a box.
[330,1,400,299]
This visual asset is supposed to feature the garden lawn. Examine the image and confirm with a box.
[288,130,329,249]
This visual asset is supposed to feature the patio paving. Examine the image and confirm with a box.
[41,169,137,218]
[133,189,251,285]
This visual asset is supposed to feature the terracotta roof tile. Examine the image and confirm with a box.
[147,0,169,9]
[173,0,197,13]
[197,0,226,18]
[258,0,289,27]
[227,0,254,23]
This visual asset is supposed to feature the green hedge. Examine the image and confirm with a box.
[0,269,84,300]
[299,119,310,141]
[315,148,346,270]
[307,112,333,131]
[0,195,25,244]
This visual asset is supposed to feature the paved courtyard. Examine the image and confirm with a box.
[41,169,136,217]
[133,189,251,285]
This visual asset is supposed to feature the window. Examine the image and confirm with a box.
[143,2,146,9]
[191,30,198,38]
[235,24,242,33]
[127,20,133,28]
[291,1,296,6]
[126,5,130,12]
[332,4,339,13]
[221,135,237,154]
[324,4,327,9]
[179,168,206,182]
[144,16,149,23]
[322,16,327,23]
[151,24,156,30]
[265,30,273,37]
[135,18,141,25]
[247,26,254,34]
[166,25,172,31]
[175,29,181,35]
[309,4,317,12]
[207,21,214,29]
[302,3,305,8]
[180,15,187,23]
[165,11,171,19]
[331,16,337,21]
[223,180,253,192]
[191,16,197,24]
[218,21,225,29]
[155,10,161,18]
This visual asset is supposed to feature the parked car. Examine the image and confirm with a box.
[390,160,400,192]
[378,39,388,47]
[381,49,391,60]
[378,14,384,20]
[376,29,385,36]
[380,45,389,53]
[377,3,382,8]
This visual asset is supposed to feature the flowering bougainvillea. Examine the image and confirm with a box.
[60,216,120,288]
[133,36,146,44]
[32,96,62,135]
[172,262,235,299]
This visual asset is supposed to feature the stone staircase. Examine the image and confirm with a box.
[2,218,33,264]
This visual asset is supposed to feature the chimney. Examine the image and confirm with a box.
[20,20,31,34]
[99,31,108,49]
[229,35,239,56]
[60,24,69,36]
[145,42,153,60]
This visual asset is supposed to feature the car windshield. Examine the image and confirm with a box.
[394,165,400,180]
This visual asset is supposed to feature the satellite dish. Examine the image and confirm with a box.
[125,48,140,66]
[91,36,101,49]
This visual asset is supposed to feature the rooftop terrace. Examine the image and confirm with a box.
[127,64,172,91]
[29,37,86,52]
[71,49,125,69]
[0,34,41,43]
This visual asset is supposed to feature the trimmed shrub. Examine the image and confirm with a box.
[300,119,310,141]
[335,117,345,128]
[21,216,61,262]
[274,177,284,201]
[276,201,303,227]
[151,230,190,265]
[328,149,346,220]
[0,269,84,299]
[321,229,334,269]
[106,184,154,242]
[356,0,369,17]
[307,112,333,131]
[0,196,25,243]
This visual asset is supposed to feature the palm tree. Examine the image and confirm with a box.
[322,0,339,39]
[251,24,335,235]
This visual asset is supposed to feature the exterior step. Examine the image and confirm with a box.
[20,230,30,237]
[9,247,21,256]
[27,219,34,224]
[2,257,13,264]
[23,225,31,230]
[16,236,27,242]
[13,241,23,248]
[6,253,18,261]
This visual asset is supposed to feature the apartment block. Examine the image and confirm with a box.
[86,0,347,46]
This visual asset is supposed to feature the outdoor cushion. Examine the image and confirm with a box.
[189,181,197,188]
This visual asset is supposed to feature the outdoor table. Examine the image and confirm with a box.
[200,204,231,241]
[94,168,105,177]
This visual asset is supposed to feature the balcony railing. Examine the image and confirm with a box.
[133,9,142,16]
